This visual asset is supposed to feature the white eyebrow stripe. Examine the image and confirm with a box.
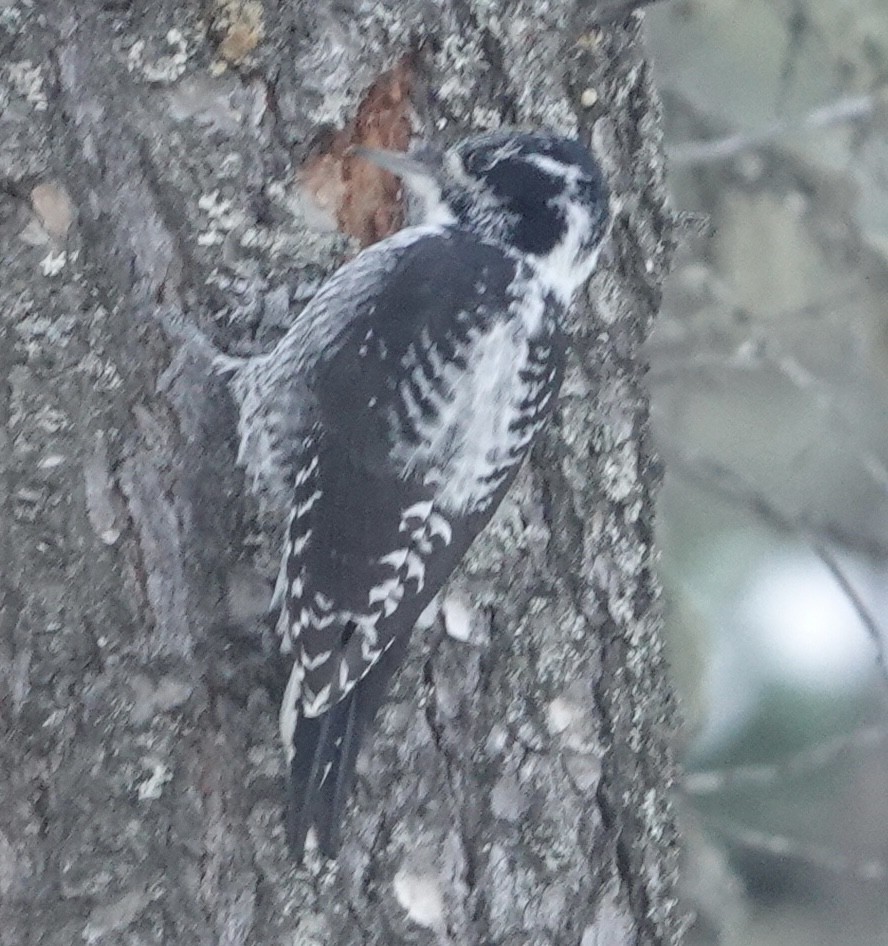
[527,154,582,183]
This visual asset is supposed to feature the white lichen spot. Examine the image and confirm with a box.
[602,442,637,502]
[40,250,66,277]
[83,887,154,944]
[6,60,48,110]
[83,434,120,545]
[393,868,444,930]
[415,594,440,631]
[126,29,190,84]
[0,6,23,29]
[441,593,474,643]
[581,886,636,946]
[471,105,502,129]
[490,772,528,821]
[80,353,124,391]
[564,753,602,792]
[546,696,576,735]
[198,189,238,227]
[137,761,173,801]
[580,87,599,109]
[434,33,487,121]
[197,189,242,248]
[548,688,599,754]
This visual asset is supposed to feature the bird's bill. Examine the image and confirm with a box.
[351,146,438,184]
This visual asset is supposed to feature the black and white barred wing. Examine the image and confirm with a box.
[225,226,447,511]
[277,229,566,856]
[280,229,526,721]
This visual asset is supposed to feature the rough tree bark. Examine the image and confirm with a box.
[0,1,680,944]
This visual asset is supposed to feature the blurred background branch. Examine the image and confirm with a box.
[645,0,888,942]
[670,89,888,167]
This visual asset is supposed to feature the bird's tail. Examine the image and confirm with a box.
[285,634,410,861]
[286,688,364,861]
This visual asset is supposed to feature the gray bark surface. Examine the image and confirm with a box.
[1,1,680,944]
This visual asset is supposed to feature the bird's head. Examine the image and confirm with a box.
[356,130,611,302]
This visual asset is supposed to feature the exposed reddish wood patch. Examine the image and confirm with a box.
[299,60,414,246]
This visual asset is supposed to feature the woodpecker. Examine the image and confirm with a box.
[224,130,611,860]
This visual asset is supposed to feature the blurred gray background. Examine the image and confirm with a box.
[644,1,888,943]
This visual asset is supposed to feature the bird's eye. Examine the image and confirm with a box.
[445,149,469,181]
[459,149,481,174]
[462,147,499,176]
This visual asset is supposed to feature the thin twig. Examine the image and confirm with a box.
[586,0,668,24]
[711,819,887,882]
[669,91,886,167]
[669,453,888,685]
[648,329,888,497]
[685,724,888,795]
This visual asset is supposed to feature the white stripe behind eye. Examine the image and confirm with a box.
[527,153,582,183]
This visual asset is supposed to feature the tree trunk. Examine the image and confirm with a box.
[1,1,680,943]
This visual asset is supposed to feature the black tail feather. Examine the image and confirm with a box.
[286,707,340,860]
[314,689,361,856]
[286,687,371,860]
[284,634,413,861]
